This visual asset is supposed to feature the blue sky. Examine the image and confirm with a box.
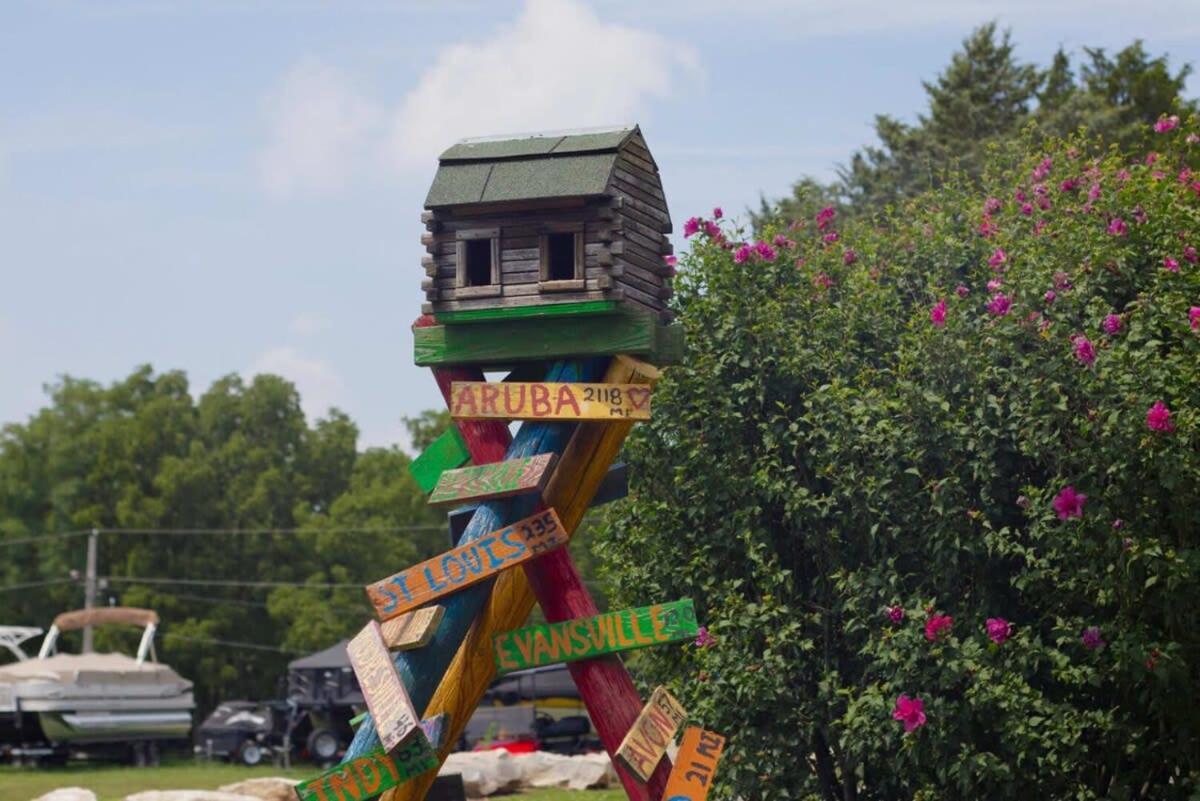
[1,0,1196,450]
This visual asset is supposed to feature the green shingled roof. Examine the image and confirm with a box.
[425,127,637,208]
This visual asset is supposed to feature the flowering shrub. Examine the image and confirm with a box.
[598,120,1200,799]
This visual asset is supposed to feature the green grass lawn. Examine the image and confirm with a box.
[0,761,625,801]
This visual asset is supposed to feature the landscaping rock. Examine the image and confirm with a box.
[440,750,522,795]
[124,792,259,801]
[30,789,97,801]
[216,778,300,801]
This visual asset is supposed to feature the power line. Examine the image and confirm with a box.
[98,526,443,536]
[0,531,91,549]
[161,633,305,655]
[0,578,79,593]
[104,576,366,589]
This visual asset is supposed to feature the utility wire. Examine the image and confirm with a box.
[0,578,79,593]
[98,526,443,535]
[161,633,305,655]
[0,531,91,548]
[103,576,366,589]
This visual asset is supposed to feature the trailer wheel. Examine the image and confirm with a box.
[307,728,339,764]
[237,739,264,766]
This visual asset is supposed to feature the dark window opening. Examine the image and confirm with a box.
[546,233,577,281]
[464,238,493,286]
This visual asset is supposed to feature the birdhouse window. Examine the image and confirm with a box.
[455,228,500,297]
[539,223,584,291]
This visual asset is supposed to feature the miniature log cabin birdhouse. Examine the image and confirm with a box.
[420,125,674,324]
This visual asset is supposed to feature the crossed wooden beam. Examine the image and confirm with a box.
[294,317,725,801]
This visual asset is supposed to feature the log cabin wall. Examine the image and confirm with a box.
[421,126,674,321]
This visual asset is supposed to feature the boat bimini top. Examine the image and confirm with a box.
[37,608,160,665]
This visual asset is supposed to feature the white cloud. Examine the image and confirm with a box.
[386,0,700,171]
[288,312,331,336]
[258,60,381,197]
[247,346,346,420]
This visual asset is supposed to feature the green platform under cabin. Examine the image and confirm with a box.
[413,308,683,368]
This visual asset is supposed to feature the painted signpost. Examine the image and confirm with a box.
[346,621,421,753]
[616,687,689,782]
[365,508,567,620]
[663,728,726,801]
[449,381,652,421]
[294,735,438,801]
[493,599,698,674]
[379,606,444,651]
[427,453,557,507]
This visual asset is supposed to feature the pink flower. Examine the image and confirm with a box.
[1133,206,1148,225]
[664,255,678,267]
[987,278,1003,292]
[1116,169,1131,182]
[813,272,833,290]
[1102,314,1122,335]
[1073,335,1097,366]
[1032,157,1052,181]
[987,293,1012,316]
[683,217,701,238]
[1154,114,1180,133]
[892,695,927,733]
[1185,246,1198,264]
[1059,178,1078,192]
[733,245,751,264]
[1146,152,1160,165]
[704,220,721,238]
[1189,133,1200,144]
[978,218,997,238]
[1053,271,1073,291]
[1146,401,1175,432]
[1087,183,1102,202]
[1053,485,1087,520]
[754,241,778,262]
[1107,218,1128,236]
[930,299,947,328]
[986,618,1012,644]
[1043,290,1057,305]
[816,206,836,230]
[1163,256,1180,273]
[1180,169,1193,185]
[843,248,857,265]
[1015,188,1027,203]
[887,605,905,624]
[822,231,839,244]
[712,207,723,219]
[694,626,716,648]
[984,197,1002,214]
[1081,626,1105,650]
[1191,306,1200,330]
[988,248,1007,270]
[924,614,953,642]
[1034,219,1049,236]
[1021,203,1034,216]
[956,284,970,298]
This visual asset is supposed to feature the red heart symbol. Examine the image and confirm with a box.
[626,387,651,410]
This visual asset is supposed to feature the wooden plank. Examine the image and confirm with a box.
[380,606,445,651]
[365,508,568,620]
[449,381,651,421]
[493,599,697,673]
[408,427,471,494]
[428,453,557,508]
[662,727,726,801]
[418,713,449,749]
[347,621,421,752]
[294,735,438,801]
[615,687,688,782]
[386,355,672,801]
[414,311,681,366]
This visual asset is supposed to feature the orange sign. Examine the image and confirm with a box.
[615,686,687,781]
[365,509,567,620]
[663,727,726,801]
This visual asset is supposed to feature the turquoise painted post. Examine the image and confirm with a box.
[342,359,597,760]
